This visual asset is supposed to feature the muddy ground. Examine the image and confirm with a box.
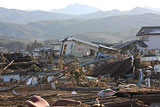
[0,84,157,107]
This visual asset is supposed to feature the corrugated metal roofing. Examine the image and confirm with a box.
[99,45,117,51]
[61,37,99,48]
[113,40,148,49]
[137,26,160,36]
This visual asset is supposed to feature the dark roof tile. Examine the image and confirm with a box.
[137,26,160,36]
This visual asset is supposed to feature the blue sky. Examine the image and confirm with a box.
[0,0,159,11]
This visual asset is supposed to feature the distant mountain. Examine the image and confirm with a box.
[126,7,158,14]
[1,13,160,42]
[79,9,122,19]
[80,7,159,19]
[144,6,160,13]
[0,21,43,39]
[28,13,160,40]
[0,6,159,23]
[0,7,76,23]
[50,3,100,15]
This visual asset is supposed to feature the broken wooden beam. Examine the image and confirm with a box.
[3,60,14,70]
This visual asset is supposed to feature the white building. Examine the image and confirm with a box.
[137,26,160,50]
[0,47,8,53]
[50,44,61,55]
[60,38,99,57]
[32,44,61,58]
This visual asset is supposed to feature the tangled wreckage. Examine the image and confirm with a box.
[0,51,160,107]
[1,26,160,106]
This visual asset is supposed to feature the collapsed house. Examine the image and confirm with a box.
[60,38,99,57]
[114,40,148,56]
[60,37,118,57]
[99,45,118,55]
[92,57,134,78]
[91,41,113,47]
[32,44,61,59]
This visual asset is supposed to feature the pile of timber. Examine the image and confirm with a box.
[2,53,32,62]
[0,53,38,70]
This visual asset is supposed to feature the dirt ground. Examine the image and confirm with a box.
[1,78,160,107]
[0,85,157,107]
[0,89,82,107]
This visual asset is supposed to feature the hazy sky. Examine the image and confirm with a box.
[0,0,160,11]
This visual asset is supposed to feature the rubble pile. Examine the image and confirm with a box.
[0,48,160,107]
[2,53,32,62]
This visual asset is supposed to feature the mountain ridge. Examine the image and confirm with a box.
[79,7,159,19]
[0,6,159,23]
[0,7,76,23]
[0,13,160,43]
[50,3,100,15]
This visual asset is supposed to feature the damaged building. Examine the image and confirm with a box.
[137,26,160,56]
[114,40,148,56]
[32,44,61,59]
[60,38,99,57]
[60,37,118,57]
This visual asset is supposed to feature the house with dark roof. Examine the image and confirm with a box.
[136,26,160,50]
[113,40,147,56]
